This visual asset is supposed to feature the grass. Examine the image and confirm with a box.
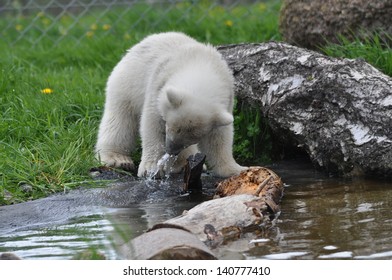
[0,0,282,205]
[322,33,392,76]
[0,57,105,203]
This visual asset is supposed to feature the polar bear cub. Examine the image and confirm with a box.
[96,32,246,177]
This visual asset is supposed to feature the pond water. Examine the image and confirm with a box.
[243,162,392,260]
[1,159,392,260]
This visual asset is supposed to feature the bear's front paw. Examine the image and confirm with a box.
[137,160,164,178]
[213,164,248,178]
[98,151,135,172]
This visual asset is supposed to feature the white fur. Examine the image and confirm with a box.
[95,32,247,177]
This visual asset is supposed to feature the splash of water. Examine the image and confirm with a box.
[145,153,177,180]
[157,153,171,167]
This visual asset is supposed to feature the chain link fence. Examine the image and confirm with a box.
[1,0,280,47]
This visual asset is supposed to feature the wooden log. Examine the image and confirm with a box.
[125,226,216,260]
[218,42,392,177]
[215,167,284,214]
[215,167,282,197]
[157,194,264,248]
[124,166,284,258]
[183,153,206,193]
[161,167,284,246]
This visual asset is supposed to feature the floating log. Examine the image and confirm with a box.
[126,226,216,260]
[162,167,284,245]
[125,166,284,259]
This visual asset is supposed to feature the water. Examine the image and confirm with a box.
[1,159,392,259]
[0,214,118,259]
[145,153,177,179]
[157,153,171,167]
[0,201,197,260]
[241,173,392,260]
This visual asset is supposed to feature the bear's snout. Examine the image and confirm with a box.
[166,141,185,156]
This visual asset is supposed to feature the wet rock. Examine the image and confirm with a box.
[19,182,33,193]
[280,0,392,49]
[218,42,392,177]
[2,190,13,204]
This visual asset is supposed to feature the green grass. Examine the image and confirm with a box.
[233,99,272,165]
[0,54,105,204]
[0,0,282,205]
[322,33,392,76]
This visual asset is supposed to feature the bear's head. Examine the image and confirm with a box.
[159,87,233,155]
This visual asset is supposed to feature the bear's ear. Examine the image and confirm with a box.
[166,87,183,108]
[214,111,234,127]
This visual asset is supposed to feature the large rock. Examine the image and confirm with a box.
[280,0,392,49]
[218,42,392,177]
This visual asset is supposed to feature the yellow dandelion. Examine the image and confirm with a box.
[37,11,45,18]
[15,24,23,31]
[90,23,98,31]
[41,88,53,94]
[102,24,111,31]
[224,20,233,27]
[86,31,94,38]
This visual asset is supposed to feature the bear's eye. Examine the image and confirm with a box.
[176,128,182,134]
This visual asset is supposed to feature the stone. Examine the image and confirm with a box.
[280,0,392,49]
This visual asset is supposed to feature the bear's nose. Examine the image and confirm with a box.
[166,142,184,156]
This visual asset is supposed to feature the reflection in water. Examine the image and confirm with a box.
[1,160,392,259]
[0,201,198,259]
[244,163,392,260]
[0,215,118,259]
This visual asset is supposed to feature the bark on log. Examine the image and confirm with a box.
[218,42,392,177]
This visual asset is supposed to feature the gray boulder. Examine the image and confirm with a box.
[279,0,392,49]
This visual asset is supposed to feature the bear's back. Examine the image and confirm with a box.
[128,32,201,65]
